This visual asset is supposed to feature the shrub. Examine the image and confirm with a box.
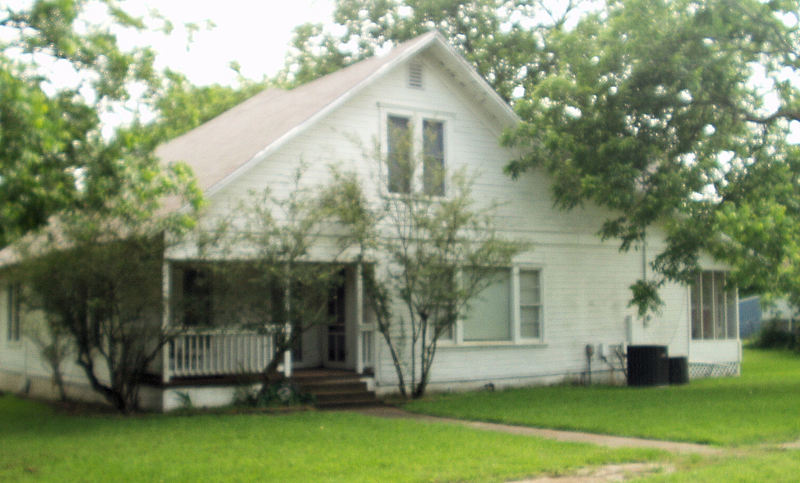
[233,381,314,408]
[752,319,799,350]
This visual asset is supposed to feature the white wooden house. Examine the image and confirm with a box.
[0,32,741,410]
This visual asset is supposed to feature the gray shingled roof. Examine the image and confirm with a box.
[155,31,441,200]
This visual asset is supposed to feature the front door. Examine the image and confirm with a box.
[325,279,347,366]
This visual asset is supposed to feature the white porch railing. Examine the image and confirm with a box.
[167,330,276,379]
[360,329,374,370]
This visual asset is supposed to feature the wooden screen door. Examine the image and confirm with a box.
[326,280,346,365]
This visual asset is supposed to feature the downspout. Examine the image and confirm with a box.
[641,234,650,328]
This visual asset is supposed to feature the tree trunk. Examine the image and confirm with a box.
[413,342,437,399]
[52,367,67,402]
[77,354,130,413]
[377,325,408,398]
[257,345,288,399]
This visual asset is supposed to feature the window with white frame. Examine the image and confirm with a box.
[422,119,445,196]
[690,271,737,340]
[463,269,511,341]
[6,283,21,342]
[385,113,446,196]
[460,268,544,343]
[387,115,412,194]
[519,270,542,339]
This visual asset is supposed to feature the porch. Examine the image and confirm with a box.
[156,341,379,410]
[156,261,379,401]
[161,328,378,382]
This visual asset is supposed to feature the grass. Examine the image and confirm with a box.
[405,349,800,446]
[0,396,665,482]
[639,451,800,482]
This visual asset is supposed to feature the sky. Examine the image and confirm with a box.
[120,0,336,86]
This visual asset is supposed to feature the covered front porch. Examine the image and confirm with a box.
[151,260,379,409]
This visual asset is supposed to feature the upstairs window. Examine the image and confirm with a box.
[691,271,737,340]
[423,120,445,196]
[387,115,412,194]
[386,114,447,196]
[6,283,21,342]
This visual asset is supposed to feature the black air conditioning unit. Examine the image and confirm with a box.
[627,345,669,386]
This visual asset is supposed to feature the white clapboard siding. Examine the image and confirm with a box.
[183,49,723,391]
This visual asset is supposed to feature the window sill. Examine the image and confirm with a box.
[381,191,447,202]
[438,340,547,349]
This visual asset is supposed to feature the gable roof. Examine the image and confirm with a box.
[0,32,519,266]
[157,31,518,206]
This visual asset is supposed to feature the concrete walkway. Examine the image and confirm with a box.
[355,406,723,455]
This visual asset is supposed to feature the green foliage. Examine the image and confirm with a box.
[407,349,800,446]
[503,0,800,313]
[10,132,202,413]
[629,278,664,318]
[174,391,194,410]
[276,0,800,320]
[751,320,799,350]
[232,381,314,408]
[199,168,347,394]
[23,311,72,402]
[0,0,176,247]
[321,140,525,398]
[0,58,94,245]
[276,0,572,100]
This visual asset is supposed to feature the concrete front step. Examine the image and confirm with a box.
[316,398,382,409]
[314,390,376,403]
[299,382,369,394]
[291,369,379,409]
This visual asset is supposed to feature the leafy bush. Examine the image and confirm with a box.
[751,320,798,350]
[233,381,314,408]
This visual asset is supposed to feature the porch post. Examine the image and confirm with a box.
[355,263,365,374]
[283,322,292,378]
[161,260,172,384]
[282,263,293,378]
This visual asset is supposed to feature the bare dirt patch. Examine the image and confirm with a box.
[511,462,674,482]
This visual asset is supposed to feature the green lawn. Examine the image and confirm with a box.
[406,349,800,446]
[639,451,800,482]
[0,396,664,482]
[4,350,799,482]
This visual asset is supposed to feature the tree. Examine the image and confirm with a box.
[23,309,72,402]
[15,158,201,413]
[196,168,346,401]
[276,0,583,100]
[503,0,800,313]
[0,0,170,247]
[322,136,523,398]
[280,0,800,316]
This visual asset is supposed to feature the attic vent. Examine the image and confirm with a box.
[408,61,424,89]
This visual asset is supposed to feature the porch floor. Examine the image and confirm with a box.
[291,368,366,379]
